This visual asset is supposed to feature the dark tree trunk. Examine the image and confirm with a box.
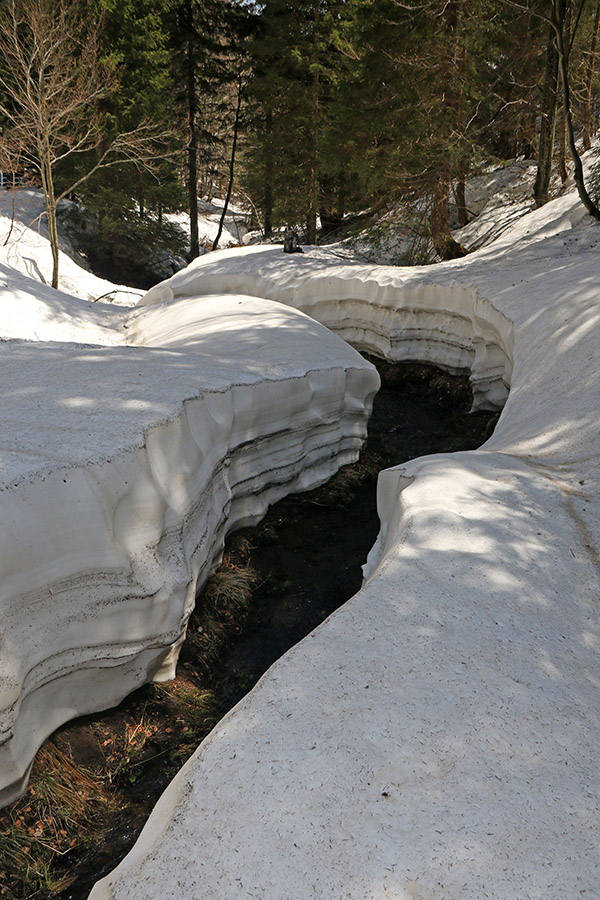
[186,0,199,260]
[305,210,317,246]
[213,77,243,252]
[264,106,273,237]
[558,109,569,182]
[318,176,344,236]
[553,0,600,219]
[430,176,467,261]
[305,0,320,246]
[583,0,600,151]
[534,25,559,206]
[454,161,469,226]
[558,1,572,183]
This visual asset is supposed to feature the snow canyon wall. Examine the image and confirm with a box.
[140,246,513,412]
[0,292,379,806]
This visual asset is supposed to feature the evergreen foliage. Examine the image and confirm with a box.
[64,0,186,280]
[1,0,600,272]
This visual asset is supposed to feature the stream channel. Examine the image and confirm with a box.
[3,358,499,900]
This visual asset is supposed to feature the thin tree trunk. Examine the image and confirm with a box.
[264,106,273,237]
[3,183,16,247]
[553,0,600,218]
[186,0,199,260]
[430,1,466,258]
[534,25,559,206]
[213,78,243,252]
[453,5,469,228]
[558,0,572,181]
[305,2,320,246]
[558,108,569,182]
[454,164,469,227]
[430,175,467,260]
[39,136,60,289]
[583,0,600,150]
[319,176,345,235]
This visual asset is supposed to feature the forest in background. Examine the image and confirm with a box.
[1,0,600,287]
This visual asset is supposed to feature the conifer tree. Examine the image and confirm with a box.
[241,0,351,243]
[504,0,600,218]
[70,0,185,277]
[167,0,246,259]
[341,0,494,258]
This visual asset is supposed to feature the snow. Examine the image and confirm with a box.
[0,189,143,305]
[167,197,249,252]
[0,188,251,303]
[91,167,600,899]
[1,166,600,898]
[453,158,540,250]
[0,190,377,805]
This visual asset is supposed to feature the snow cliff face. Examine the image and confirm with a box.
[91,190,600,899]
[0,287,378,806]
[140,246,513,412]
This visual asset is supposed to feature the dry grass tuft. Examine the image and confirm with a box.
[184,546,258,676]
[0,743,115,897]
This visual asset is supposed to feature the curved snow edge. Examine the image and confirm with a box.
[88,268,522,899]
[0,356,378,806]
[139,256,514,411]
[89,229,600,897]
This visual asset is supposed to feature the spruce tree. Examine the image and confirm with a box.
[65,0,185,282]
[167,0,246,259]
[342,0,493,258]
[241,0,351,243]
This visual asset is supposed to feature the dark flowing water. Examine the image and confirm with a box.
[28,361,498,900]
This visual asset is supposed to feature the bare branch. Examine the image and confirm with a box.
[499,0,552,25]
[0,0,174,288]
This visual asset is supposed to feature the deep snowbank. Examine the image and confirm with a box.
[91,188,600,899]
[140,246,513,412]
[0,286,377,805]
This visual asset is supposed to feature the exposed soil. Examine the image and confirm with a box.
[0,360,499,900]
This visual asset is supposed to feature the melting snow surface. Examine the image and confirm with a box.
[0,191,378,806]
[0,171,599,900]
[92,172,600,900]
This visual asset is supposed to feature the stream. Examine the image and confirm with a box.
[14,360,498,900]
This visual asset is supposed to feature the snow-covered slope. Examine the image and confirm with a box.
[0,198,378,805]
[91,181,600,899]
[0,189,251,303]
[168,197,249,251]
[0,189,142,305]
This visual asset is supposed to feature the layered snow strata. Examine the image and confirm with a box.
[140,246,513,411]
[0,294,378,806]
[92,208,600,899]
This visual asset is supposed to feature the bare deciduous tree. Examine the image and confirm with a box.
[503,0,600,219]
[582,0,600,150]
[0,0,170,289]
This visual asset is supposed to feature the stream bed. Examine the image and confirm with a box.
[0,360,499,900]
